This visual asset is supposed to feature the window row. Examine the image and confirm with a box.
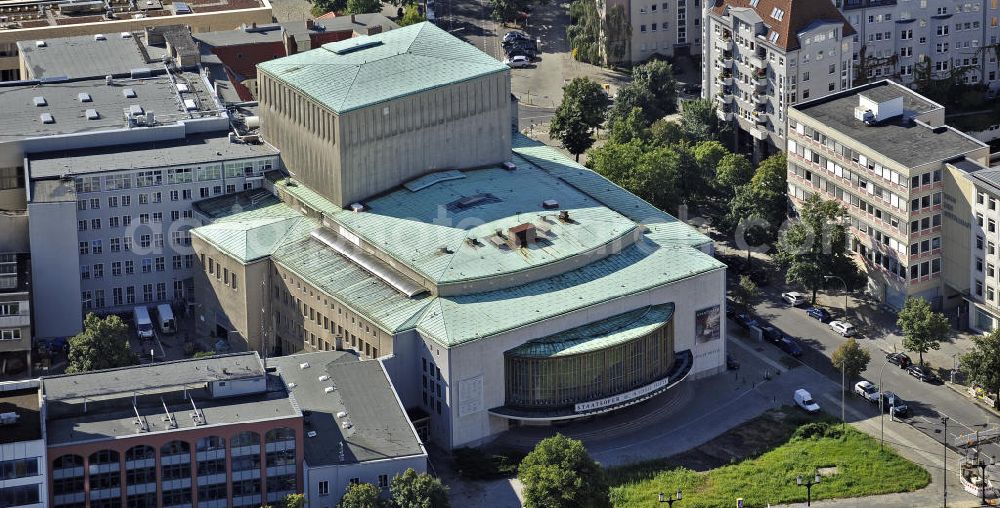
[75,159,275,194]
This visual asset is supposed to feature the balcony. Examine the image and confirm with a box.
[716,71,733,87]
[718,52,734,68]
[754,92,768,105]
[753,110,767,125]
[717,32,733,51]
[716,91,733,105]
[0,312,29,329]
[754,68,768,88]
[717,106,733,121]
[750,126,769,140]
[749,54,765,69]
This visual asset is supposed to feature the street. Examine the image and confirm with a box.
[746,279,1000,491]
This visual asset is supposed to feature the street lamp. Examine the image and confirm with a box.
[878,355,892,450]
[657,489,682,507]
[797,472,821,506]
[975,454,996,506]
[824,275,849,318]
[942,416,948,508]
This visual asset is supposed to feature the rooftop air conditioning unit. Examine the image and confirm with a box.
[318,375,329,381]
[324,386,335,394]
[93,33,105,41]
[298,362,310,369]
[307,431,317,438]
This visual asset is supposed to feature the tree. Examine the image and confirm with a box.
[693,140,728,176]
[601,5,631,66]
[774,194,863,304]
[606,106,647,144]
[519,434,610,508]
[587,140,680,213]
[722,186,776,267]
[339,483,382,508]
[311,0,346,16]
[346,0,381,13]
[632,60,677,116]
[680,98,725,144]
[550,78,608,161]
[960,328,1000,409]
[390,468,450,508]
[283,494,306,508]
[649,119,683,146]
[897,297,949,366]
[733,275,761,315]
[714,153,753,193]
[832,338,871,386]
[566,0,601,64]
[397,4,425,26]
[67,313,136,373]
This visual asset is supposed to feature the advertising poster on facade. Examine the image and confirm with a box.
[695,305,721,343]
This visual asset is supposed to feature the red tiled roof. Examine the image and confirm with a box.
[711,0,855,52]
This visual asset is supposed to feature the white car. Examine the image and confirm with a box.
[794,388,821,413]
[854,380,880,402]
[781,291,807,306]
[504,55,530,68]
[830,320,855,337]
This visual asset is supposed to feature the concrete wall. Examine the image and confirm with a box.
[192,235,269,353]
[27,198,80,339]
[304,454,427,505]
[942,163,975,299]
[260,70,512,207]
[0,211,29,252]
[430,266,726,449]
[625,0,703,63]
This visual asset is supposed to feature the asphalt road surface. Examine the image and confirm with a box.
[747,282,1000,476]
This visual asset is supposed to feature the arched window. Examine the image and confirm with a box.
[88,450,119,466]
[160,440,190,457]
[196,436,225,452]
[231,431,260,448]
[265,427,295,443]
[52,454,83,470]
[125,445,155,462]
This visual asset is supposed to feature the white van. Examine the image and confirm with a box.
[794,389,821,413]
[134,306,155,340]
[156,303,176,335]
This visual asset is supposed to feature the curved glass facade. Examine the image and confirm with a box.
[504,305,675,409]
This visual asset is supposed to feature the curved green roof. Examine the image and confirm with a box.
[505,304,674,358]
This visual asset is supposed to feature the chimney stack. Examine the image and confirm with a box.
[305,18,314,30]
[351,13,356,23]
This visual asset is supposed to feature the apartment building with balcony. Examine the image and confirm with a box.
[786,80,990,311]
[601,0,703,65]
[703,0,855,158]
[837,0,1000,88]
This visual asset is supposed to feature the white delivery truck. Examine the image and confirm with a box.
[134,306,155,340]
[156,303,176,335]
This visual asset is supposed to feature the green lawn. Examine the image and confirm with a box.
[607,418,930,508]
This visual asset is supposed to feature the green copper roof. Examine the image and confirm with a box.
[506,304,674,358]
[191,201,315,263]
[415,239,720,346]
[257,22,509,114]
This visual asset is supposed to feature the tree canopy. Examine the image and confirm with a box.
[549,78,609,160]
[311,0,346,16]
[566,0,601,64]
[680,98,730,146]
[733,275,762,314]
[832,338,871,385]
[67,313,136,373]
[897,297,949,366]
[345,0,381,14]
[714,153,753,194]
[519,434,610,508]
[608,60,677,126]
[774,194,863,304]
[606,106,648,145]
[397,4,425,26]
[960,328,1000,408]
[338,483,382,508]
[390,468,450,508]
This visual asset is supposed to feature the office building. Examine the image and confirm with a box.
[0,379,46,508]
[703,0,856,157]
[194,22,727,449]
[0,253,31,377]
[600,0,704,65]
[837,0,1000,88]
[0,0,273,81]
[786,80,990,311]
[270,351,426,504]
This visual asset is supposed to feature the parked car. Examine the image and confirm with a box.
[778,337,803,357]
[854,380,880,402]
[829,320,855,337]
[503,38,537,51]
[906,364,941,383]
[726,298,738,318]
[727,354,740,370]
[781,291,808,306]
[504,55,530,68]
[503,31,530,43]
[886,352,912,368]
[734,313,758,330]
[805,306,831,323]
[880,391,910,417]
[794,389,821,413]
[757,323,783,343]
